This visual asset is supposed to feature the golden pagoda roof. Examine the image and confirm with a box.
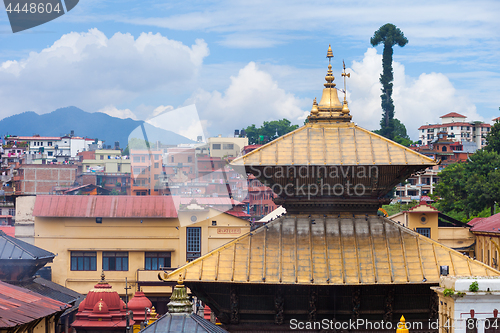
[232,46,435,167]
[161,215,500,285]
[232,122,436,166]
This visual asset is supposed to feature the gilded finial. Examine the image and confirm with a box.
[311,98,319,115]
[326,44,334,63]
[100,270,106,282]
[177,273,183,286]
[341,60,350,115]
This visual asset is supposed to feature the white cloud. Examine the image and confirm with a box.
[0,29,209,120]
[348,48,482,140]
[98,105,137,120]
[186,62,308,135]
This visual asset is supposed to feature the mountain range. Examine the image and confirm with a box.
[0,106,194,148]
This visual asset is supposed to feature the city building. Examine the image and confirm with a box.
[389,202,475,255]
[13,164,78,195]
[207,136,248,159]
[4,134,102,163]
[130,149,163,196]
[469,213,500,270]
[77,149,131,194]
[432,276,500,333]
[418,112,491,149]
[159,46,500,331]
[27,195,250,314]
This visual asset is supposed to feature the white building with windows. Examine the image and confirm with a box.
[418,112,491,149]
[6,135,102,162]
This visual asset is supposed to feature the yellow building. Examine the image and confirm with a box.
[31,195,250,314]
[470,215,500,270]
[390,202,474,255]
[207,136,248,159]
[81,149,131,173]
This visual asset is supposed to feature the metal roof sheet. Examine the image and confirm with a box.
[162,215,500,285]
[470,213,500,234]
[0,280,69,328]
[232,122,436,166]
[9,277,83,305]
[33,195,177,218]
[140,313,228,333]
[0,230,55,260]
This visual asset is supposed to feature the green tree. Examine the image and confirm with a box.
[373,118,415,147]
[370,23,409,140]
[484,120,500,154]
[434,150,500,217]
[244,119,299,145]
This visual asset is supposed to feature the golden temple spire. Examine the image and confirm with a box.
[308,45,352,123]
[326,44,334,61]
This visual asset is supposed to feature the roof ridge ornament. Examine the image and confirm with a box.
[341,60,351,115]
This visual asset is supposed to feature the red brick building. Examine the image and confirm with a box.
[13,164,78,195]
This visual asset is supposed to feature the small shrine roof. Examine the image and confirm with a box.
[162,215,499,286]
[140,313,228,333]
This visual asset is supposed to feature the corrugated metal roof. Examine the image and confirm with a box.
[140,313,228,333]
[231,122,436,166]
[175,197,243,206]
[470,213,500,234]
[33,195,177,218]
[162,215,500,285]
[0,280,69,328]
[9,277,83,305]
[0,230,55,260]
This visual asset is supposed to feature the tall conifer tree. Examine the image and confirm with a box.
[371,24,408,140]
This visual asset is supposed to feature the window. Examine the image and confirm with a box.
[117,165,121,172]
[416,228,431,238]
[154,163,159,168]
[145,252,171,270]
[188,156,192,163]
[154,154,160,160]
[48,142,52,146]
[212,220,217,226]
[186,227,201,261]
[48,152,53,156]
[103,252,128,271]
[154,174,159,180]
[100,155,104,160]
[71,251,97,271]
[141,156,146,162]
[133,156,141,162]
[212,144,221,150]
[223,143,234,150]
[171,156,174,163]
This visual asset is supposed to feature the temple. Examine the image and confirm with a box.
[159,46,500,332]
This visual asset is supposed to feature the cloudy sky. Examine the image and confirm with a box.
[0,0,499,140]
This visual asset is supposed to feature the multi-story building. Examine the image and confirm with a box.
[27,195,250,314]
[418,112,491,149]
[130,149,163,196]
[77,149,131,194]
[12,164,78,195]
[207,136,248,158]
[395,132,476,202]
[4,134,102,163]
